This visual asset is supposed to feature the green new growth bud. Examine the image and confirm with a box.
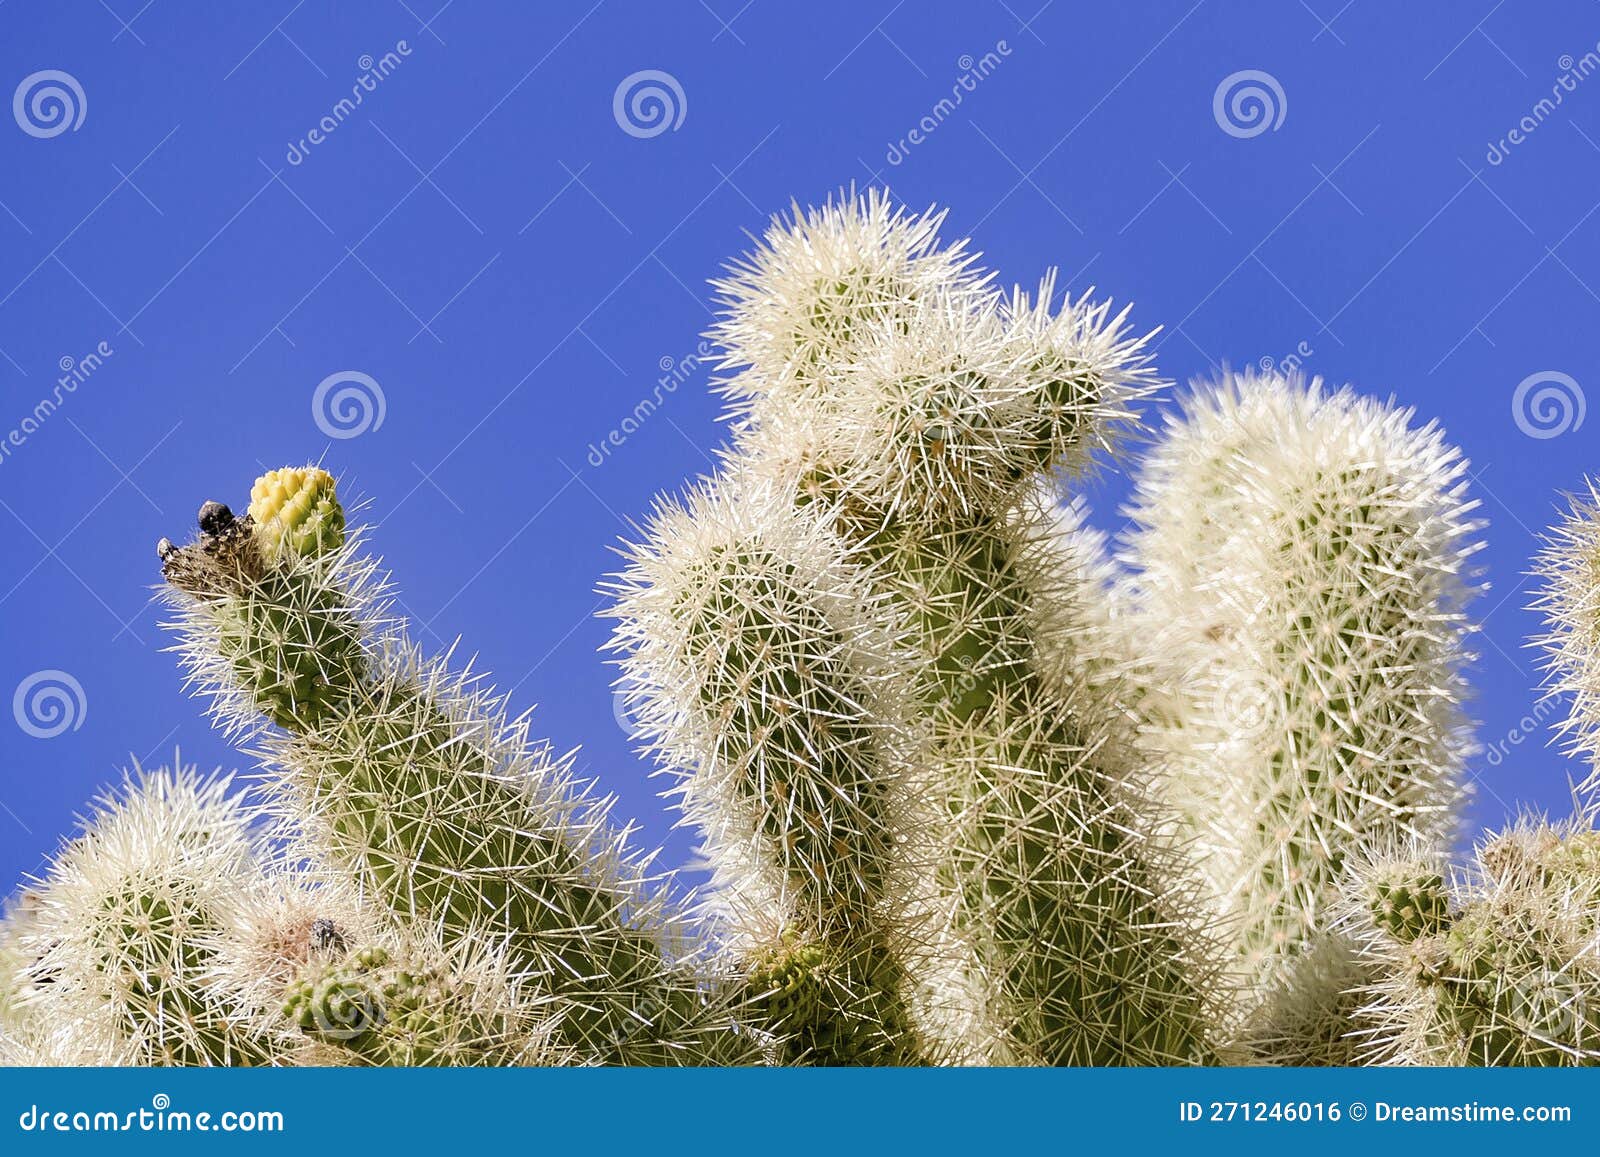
[249,466,345,559]
[1365,865,1452,944]
[283,936,558,1067]
[161,471,364,732]
[1348,821,1600,1066]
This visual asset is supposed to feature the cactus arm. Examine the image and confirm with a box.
[1122,376,1481,1029]
[160,468,756,1065]
[690,190,1220,1065]
[839,506,1220,1064]
[1534,479,1600,793]
[608,481,936,1064]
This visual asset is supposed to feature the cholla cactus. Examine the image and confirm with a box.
[607,475,950,1064]
[1121,374,1481,1022]
[9,191,1597,1071]
[1240,934,1372,1066]
[284,930,568,1067]
[17,767,288,1066]
[159,467,754,1066]
[711,192,987,418]
[613,189,1222,1065]
[1534,479,1600,788]
[0,892,49,1064]
[1344,822,1600,1065]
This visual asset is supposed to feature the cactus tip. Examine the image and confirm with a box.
[249,467,344,559]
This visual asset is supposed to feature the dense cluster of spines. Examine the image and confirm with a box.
[608,477,940,1064]
[1534,481,1600,790]
[1343,824,1600,1065]
[14,770,288,1066]
[2,193,1598,1069]
[159,468,753,1067]
[612,190,1221,1065]
[283,934,564,1067]
[1120,377,1481,1038]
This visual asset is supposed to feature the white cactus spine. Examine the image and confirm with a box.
[1122,373,1482,1012]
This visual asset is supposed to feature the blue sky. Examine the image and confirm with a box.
[0,0,1595,891]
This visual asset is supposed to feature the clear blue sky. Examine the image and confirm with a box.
[1,1,1595,891]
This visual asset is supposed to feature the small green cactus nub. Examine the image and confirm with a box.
[1367,867,1452,943]
[744,931,917,1066]
[249,467,344,559]
[283,941,555,1066]
[747,937,832,1031]
[284,945,403,1045]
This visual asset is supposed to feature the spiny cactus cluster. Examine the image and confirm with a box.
[1122,379,1483,1030]
[3,191,1599,1068]
[1342,821,1600,1065]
